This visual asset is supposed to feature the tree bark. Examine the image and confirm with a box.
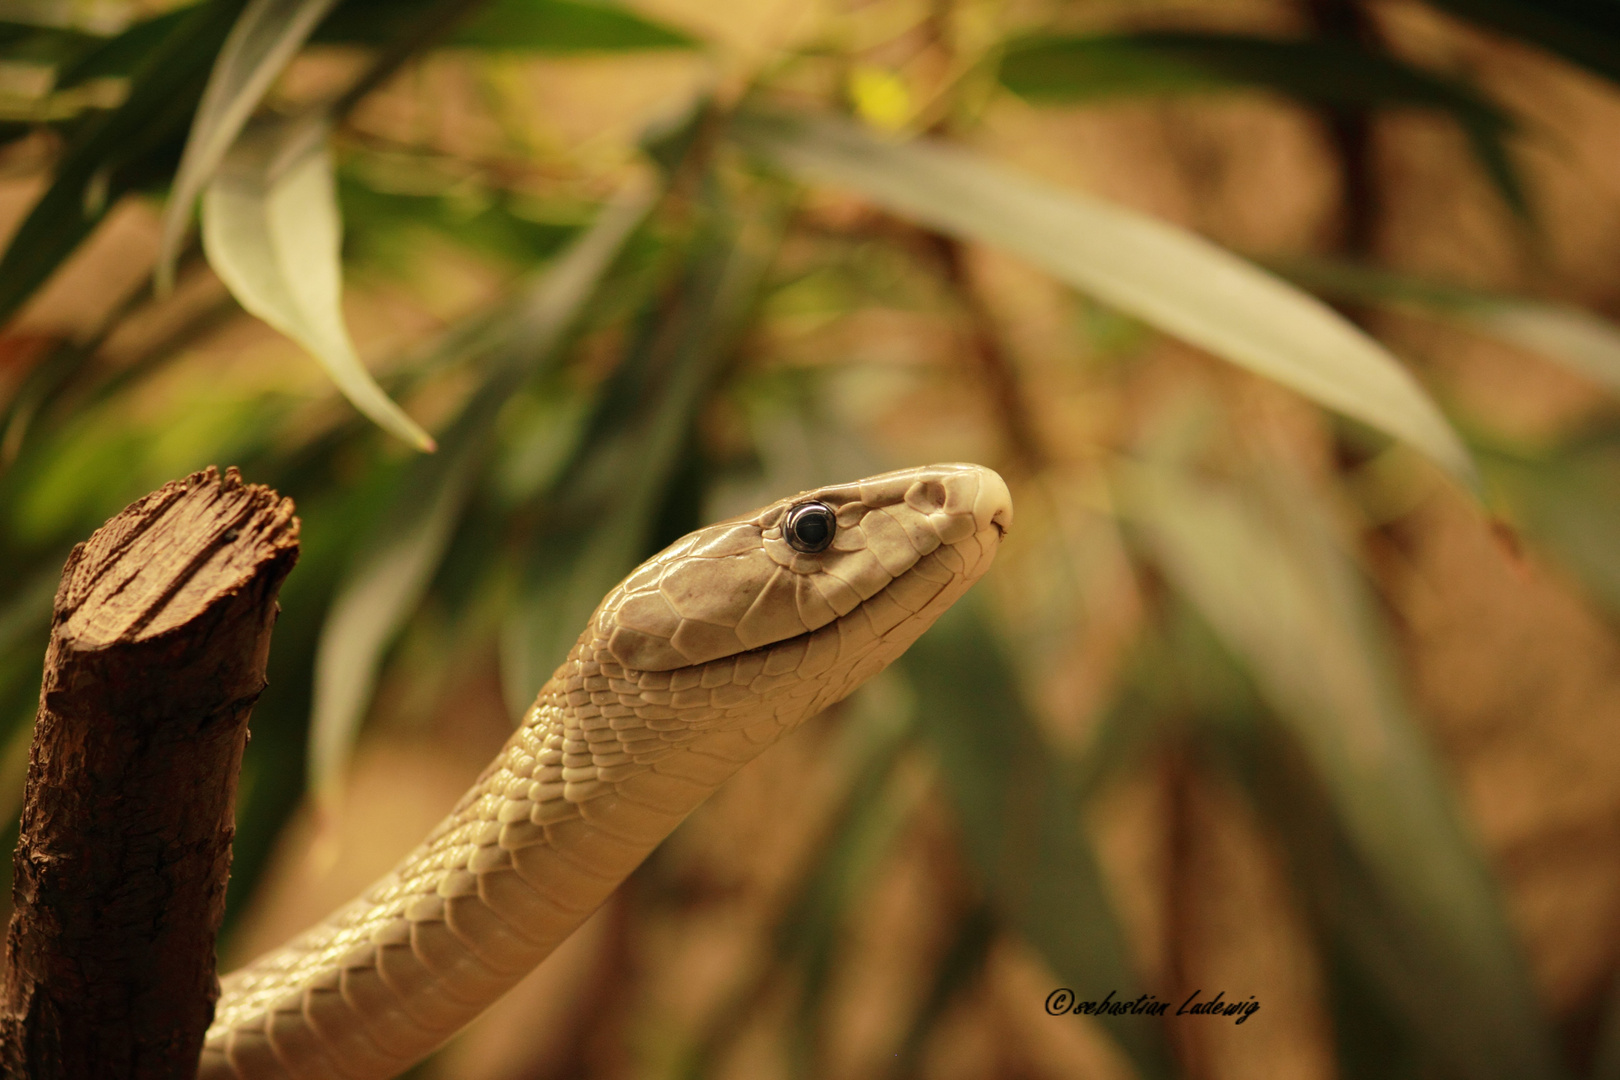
[0,466,299,1080]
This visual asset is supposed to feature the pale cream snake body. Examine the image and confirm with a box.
[200,462,1012,1080]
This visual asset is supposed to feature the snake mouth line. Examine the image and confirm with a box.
[662,527,1001,679]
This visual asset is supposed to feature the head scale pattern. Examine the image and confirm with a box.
[594,462,1011,677]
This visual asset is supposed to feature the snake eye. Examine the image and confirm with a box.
[784,501,836,553]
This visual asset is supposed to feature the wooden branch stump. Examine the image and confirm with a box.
[0,467,299,1080]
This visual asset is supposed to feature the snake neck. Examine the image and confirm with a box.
[200,628,819,1080]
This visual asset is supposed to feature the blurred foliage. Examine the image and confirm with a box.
[2,0,1620,1077]
[998,30,1526,214]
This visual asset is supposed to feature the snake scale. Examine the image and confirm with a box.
[200,462,1012,1079]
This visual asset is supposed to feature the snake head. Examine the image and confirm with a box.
[594,463,1012,676]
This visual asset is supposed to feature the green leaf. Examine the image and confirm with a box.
[892,904,996,1072]
[675,672,919,1079]
[782,680,923,1071]
[157,0,343,293]
[500,182,776,711]
[52,9,192,87]
[304,420,481,803]
[307,176,655,798]
[1116,457,1561,1080]
[1148,608,1429,1080]
[220,472,396,940]
[900,601,1175,1080]
[0,21,100,66]
[1421,0,1620,87]
[452,0,695,51]
[0,0,241,327]
[1276,257,1620,398]
[337,173,578,268]
[0,564,56,679]
[733,109,1477,488]
[1590,964,1620,1080]
[201,115,433,449]
[1462,305,1620,390]
[1483,436,1620,618]
[483,174,660,373]
[0,13,195,134]
[314,0,697,52]
[1001,31,1503,113]
[999,32,1525,216]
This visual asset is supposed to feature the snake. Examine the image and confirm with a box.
[199,462,1012,1079]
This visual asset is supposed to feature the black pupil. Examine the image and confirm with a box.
[788,505,834,551]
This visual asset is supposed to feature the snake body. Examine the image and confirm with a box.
[200,463,1012,1079]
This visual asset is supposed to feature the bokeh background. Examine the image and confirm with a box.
[3,0,1620,1077]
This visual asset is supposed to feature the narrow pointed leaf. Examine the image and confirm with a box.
[999,31,1526,216]
[306,427,478,802]
[678,676,917,1078]
[1483,438,1620,619]
[0,0,238,326]
[901,601,1174,1080]
[1421,0,1620,87]
[893,905,996,1071]
[787,703,923,1065]
[734,109,1476,487]
[307,176,654,798]
[0,565,57,663]
[1001,31,1510,115]
[314,0,695,51]
[202,116,433,449]
[501,193,776,711]
[52,9,191,87]
[1278,258,1620,398]
[156,0,343,293]
[1591,971,1620,1080]
[1471,305,1620,392]
[1118,458,1561,1080]
[0,22,100,66]
[451,0,694,51]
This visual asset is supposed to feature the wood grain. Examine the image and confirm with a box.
[0,466,298,1080]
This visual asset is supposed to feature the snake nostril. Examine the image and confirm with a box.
[971,468,1013,537]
